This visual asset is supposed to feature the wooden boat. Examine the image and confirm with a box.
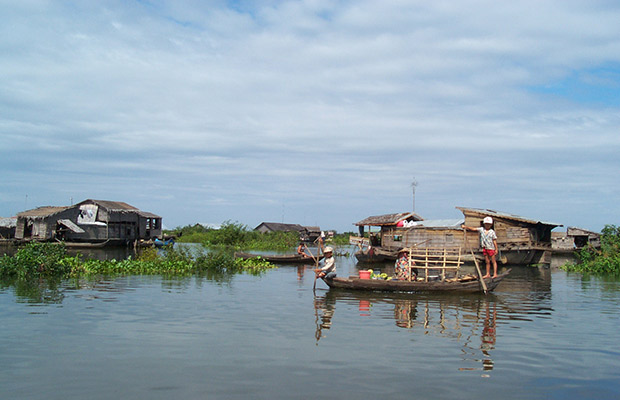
[354,247,397,263]
[57,239,110,248]
[323,269,511,293]
[234,251,322,264]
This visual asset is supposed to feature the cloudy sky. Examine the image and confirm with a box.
[1,0,619,233]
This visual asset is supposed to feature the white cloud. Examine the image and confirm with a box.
[1,0,619,232]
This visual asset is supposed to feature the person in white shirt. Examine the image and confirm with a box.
[315,247,336,279]
[462,216,498,278]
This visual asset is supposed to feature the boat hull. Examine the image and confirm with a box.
[234,252,321,264]
[323,269,510,293]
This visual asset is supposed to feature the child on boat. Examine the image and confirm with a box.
[297,242,311,258]
[462,216,498,278]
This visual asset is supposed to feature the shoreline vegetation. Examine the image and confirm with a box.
[561,225,620,275]
[0,242,275,280]
[0,222,354,280]
[166,221,353,248]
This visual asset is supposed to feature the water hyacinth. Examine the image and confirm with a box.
[0,242,276,279]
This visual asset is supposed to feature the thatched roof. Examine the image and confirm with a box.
[254,222,306,232]
[355,212,423,227]
[17,206,69,219]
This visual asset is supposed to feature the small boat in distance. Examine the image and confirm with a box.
[154,238,175,248]
[234,252,323,264]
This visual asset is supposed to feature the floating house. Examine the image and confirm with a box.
[552,227,601,253]
[254,222,321,242]
[352,207,561,265]
[14,199,162,245]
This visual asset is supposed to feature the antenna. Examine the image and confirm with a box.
[411,178,418,213]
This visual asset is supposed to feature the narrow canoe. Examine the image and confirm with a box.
[323,269,511,293]
[234,252,322,264]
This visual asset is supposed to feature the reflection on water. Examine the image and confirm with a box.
[3,253,620,400]
[313,288,539,373]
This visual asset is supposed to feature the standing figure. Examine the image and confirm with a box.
[462,216,498,278]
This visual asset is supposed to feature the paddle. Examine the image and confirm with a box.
[463,229,488,295]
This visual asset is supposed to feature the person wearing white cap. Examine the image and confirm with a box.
[462,217,498,278]
[315,246,336,279]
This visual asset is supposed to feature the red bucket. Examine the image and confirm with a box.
[359,270,371,279]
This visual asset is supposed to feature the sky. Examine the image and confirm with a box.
[1,0,619,233]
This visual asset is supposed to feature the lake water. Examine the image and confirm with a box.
[1,249,619,399]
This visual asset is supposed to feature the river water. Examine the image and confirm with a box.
[1,249,619,399]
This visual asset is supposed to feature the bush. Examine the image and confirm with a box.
[0,241,277,279]
[0,242,71,279]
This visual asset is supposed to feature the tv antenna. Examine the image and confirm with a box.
[411,178,418,213]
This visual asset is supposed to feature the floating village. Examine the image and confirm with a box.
[0,198,601,279]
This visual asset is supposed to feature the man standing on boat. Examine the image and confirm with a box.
[315,247,336,279]
[462,217,498,278]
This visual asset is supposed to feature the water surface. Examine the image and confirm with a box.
[1,252,619,399]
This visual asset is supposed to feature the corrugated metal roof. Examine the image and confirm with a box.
[355,212,424,226]
[408,218,464,228]
[58,219,85,233]
[0,217,17,228]
[456,207,561,227]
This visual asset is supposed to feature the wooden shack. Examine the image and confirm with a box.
[15,206,77,241]
[254,222,321,242]
[352,212,425,262]
[352,207,561,265]
[457,207,561,265]
[552,227,601,253]
[15,199,162,245]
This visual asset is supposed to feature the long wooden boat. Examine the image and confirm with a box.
[234,252,322,264]
[322,269,511,293]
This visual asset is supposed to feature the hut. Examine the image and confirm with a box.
[552,227,601,253]
[15,206,77,241]
[352,207,561,265]
[254,222,321,242]
[15,199,162,245]
[457,207,561,265]
[352,212,424,262]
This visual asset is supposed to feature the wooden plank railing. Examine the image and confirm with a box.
[406,247,463,282]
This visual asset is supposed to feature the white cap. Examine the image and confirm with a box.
[483,216,493,224]
[323,246,333,253]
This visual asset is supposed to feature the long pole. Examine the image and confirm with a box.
[463,230,487,295]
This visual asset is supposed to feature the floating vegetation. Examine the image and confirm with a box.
[562,225,620,275]
[0,242,277,279]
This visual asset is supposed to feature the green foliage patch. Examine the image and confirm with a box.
[0,241,276,279]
